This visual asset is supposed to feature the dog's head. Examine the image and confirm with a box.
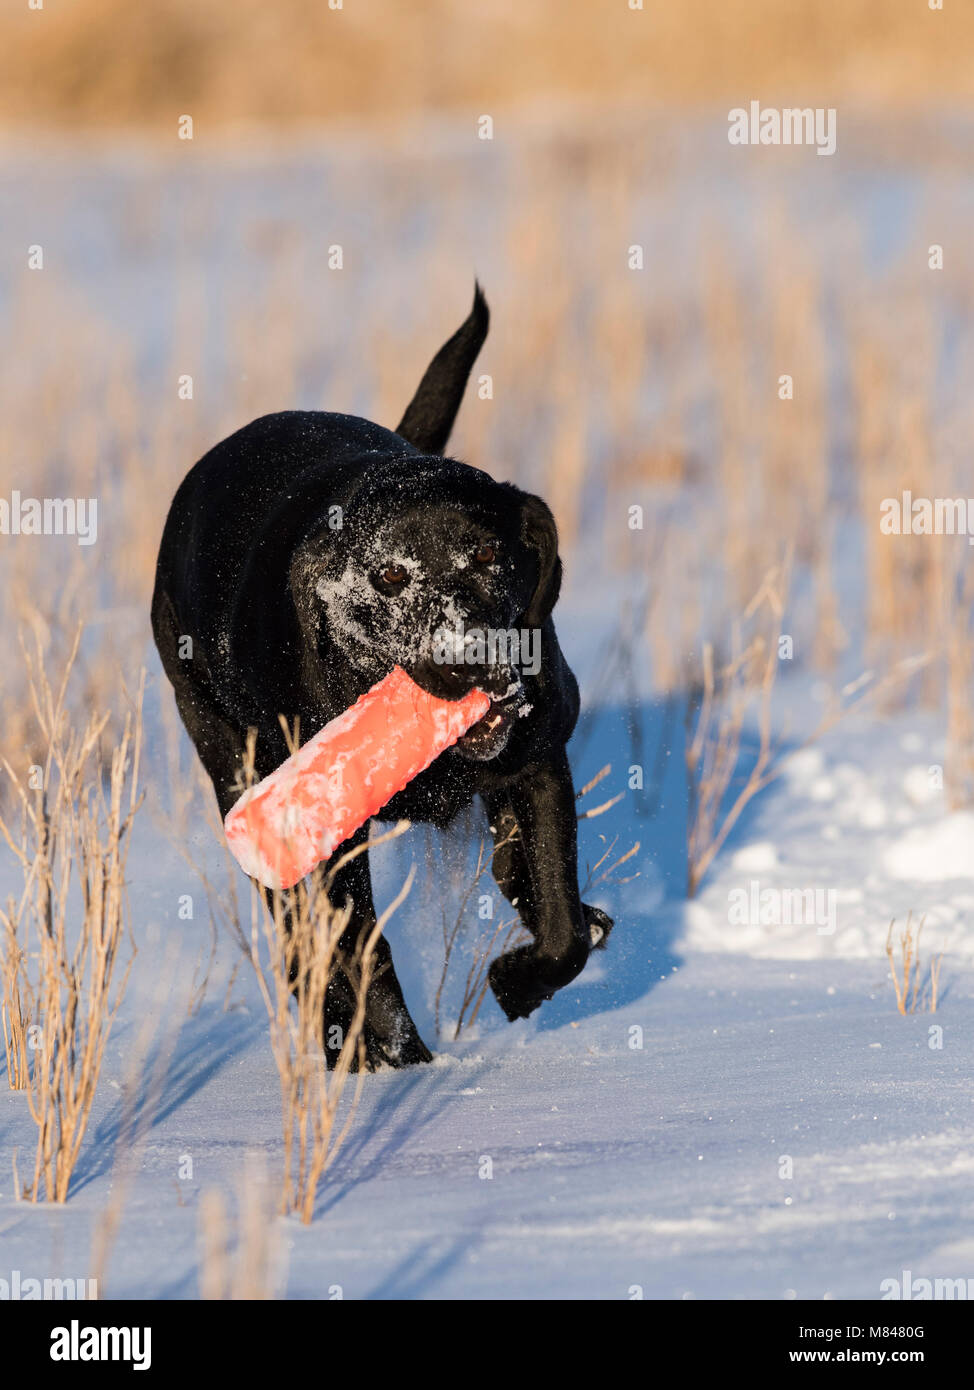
[290,457,561,760]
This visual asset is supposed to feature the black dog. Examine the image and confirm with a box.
[152,286,611,1067]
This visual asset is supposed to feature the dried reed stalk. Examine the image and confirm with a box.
[885,913,944,1016]
[0,630,143,1201]
[198,1154,285,1300]
[239,721,413,1223]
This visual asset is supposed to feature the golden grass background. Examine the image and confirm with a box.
[0,2,971,795]
[0,0,971,130]
[3,121,971,743]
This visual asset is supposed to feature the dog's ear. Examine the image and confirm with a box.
[519,491,562,628]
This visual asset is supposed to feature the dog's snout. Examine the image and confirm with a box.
[409,655,478,702]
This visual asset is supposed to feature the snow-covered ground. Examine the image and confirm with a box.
[2,642,972,1301]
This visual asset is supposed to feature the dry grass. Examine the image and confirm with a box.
[0,631,143,1201]
[198,1155,285,1300]
[885,913,944,1016]
[238,725,414,1223]
[685,562,792,896]
[1,935,31,1091]
[684,561,930,895]
[1,125,970,748]
[247,865,384,1225]
[1,1,972,129]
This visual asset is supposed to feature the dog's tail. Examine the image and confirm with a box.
[395,283,489,455]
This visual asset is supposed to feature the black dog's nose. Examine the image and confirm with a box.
[409,656,480,703]
[472,663,518,699]
[420,610,519,701]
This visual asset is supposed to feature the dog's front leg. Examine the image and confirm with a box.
[488,750,605,1021]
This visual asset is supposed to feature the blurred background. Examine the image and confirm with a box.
[1,0,973,809]
[3,1,974,126]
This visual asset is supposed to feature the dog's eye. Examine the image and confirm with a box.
[473,543,496,565]
[381,564,408,586]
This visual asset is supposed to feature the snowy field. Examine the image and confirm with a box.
[2,117,974,1300]
[2,637,972,1301]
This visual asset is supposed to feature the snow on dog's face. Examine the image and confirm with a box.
[291,460,562,760]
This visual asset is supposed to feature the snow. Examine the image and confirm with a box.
[3,935,972,1300]
[883,814,974,884]
[2,660,973,1300]
[731,842,779,873]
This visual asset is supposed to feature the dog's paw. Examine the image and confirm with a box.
[488,946,554,1021]
[373,1030,434,1069]
[490,913,613,1021]
[326,1023,433,1071]
[583,903,614,950]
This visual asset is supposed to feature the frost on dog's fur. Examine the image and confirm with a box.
[313,516,520,689]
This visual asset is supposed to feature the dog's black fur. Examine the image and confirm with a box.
[152,286,612,1067]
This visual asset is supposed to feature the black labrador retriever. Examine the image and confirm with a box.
[152,286,612,1067]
